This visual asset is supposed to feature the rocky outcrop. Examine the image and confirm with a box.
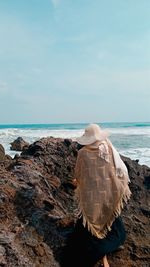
[0,137,149,267]
[0,144,12,164]
[10,137,29,151]
[0,144,5,161]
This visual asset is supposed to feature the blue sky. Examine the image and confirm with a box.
[0,0,149,123]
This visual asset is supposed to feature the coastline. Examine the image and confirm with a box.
[0,122,150,167]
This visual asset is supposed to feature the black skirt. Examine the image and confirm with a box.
[60,216,126,267]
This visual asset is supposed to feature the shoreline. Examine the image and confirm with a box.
[1,135,150,168]
[1,122,150,167]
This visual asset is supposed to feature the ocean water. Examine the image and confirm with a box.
[0,122,150,167]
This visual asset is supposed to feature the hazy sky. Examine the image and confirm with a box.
[0,0,149,124]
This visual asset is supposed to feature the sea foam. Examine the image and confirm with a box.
[0,123,150,167]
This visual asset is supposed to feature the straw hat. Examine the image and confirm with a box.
[76,124,109,145]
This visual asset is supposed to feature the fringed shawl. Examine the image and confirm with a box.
[74,139,131,239]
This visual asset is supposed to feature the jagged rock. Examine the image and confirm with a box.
[0,144,5,161]
[0,138,149,267]
[10,137,29,151]
[0,144,12,166]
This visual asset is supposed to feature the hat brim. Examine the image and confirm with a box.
[76,131,109,145]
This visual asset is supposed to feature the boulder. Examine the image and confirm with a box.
[10,137,29,151]
[0,144,12,164]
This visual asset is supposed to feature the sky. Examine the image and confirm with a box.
[0,0,150,124]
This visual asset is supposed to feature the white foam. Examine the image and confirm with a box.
[0,128,84,158]
[1,127,150,167]
[107,127,150,136]
[119,147,150,166]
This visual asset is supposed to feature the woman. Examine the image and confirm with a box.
[72,123,131,267]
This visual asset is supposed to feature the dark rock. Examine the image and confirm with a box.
[0,144,5,161]
[144,175,150,189]
[0,138,149,267]
[0,144,12,167]
[10,137,29,151]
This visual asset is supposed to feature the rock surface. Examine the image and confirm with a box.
[0,137,150,267]
[10,137,29,151]
[0,144,12,164]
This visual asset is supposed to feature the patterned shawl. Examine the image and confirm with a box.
[74,139,131,239]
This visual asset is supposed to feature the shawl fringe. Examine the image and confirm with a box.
[76,186,131,239]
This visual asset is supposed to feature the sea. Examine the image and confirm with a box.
[0,122,150,167]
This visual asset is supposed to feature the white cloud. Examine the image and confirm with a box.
[64,33,93,43]
[51,0,61,8]
[0,81,8,93]
[97,51,108,60]
[31,68,43,74]
[49,68,150,97]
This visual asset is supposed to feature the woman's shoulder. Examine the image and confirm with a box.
[77,146,88,158]
[77,146,86,154]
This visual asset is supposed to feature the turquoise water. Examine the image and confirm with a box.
[0,122,150,129]
[0,122,150,166]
